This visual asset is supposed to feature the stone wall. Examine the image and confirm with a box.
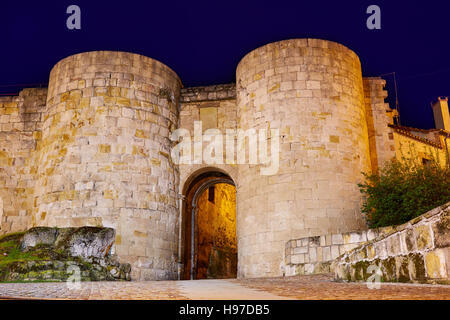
[179,84,238,190]
[284,226,401,275]
[0,88,47,234]
[363,78,396,173]
[333,202,450,284]
[285,231,368,275]
[1,41,447,281]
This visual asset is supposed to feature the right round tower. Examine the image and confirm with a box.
[236,39,372,278]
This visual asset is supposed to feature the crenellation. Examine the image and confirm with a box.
[181,84,236,103]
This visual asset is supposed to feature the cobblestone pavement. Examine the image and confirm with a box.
[0,274,449,300]
[0,281,186,300]
[234,274,450,300]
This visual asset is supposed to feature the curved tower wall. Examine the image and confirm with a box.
[236,39,371,278]
[35,51,182,280]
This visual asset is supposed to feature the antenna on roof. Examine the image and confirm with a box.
[380,72,401,125]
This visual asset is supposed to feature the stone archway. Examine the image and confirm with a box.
[181,170,237,280]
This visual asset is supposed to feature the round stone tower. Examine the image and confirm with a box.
[34,51,182,280]
[236,39,371,278]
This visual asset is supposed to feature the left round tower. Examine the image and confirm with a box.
[34,51,182,280]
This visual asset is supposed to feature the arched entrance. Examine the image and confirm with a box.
[181,170,237,280]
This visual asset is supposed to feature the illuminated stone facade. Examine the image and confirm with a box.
[0,39,448,280]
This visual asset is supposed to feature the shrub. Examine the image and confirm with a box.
[359,146,450,228]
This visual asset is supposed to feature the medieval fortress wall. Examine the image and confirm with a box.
[0,39,448,280]
[0,88,47,235]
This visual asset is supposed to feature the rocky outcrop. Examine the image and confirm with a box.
[0,227,131,282]
[20,227,115,259]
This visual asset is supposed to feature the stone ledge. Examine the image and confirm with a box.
[332,202,450,284]
[180,83,236,103]
[285,202,450,280]
[285,261,332,276]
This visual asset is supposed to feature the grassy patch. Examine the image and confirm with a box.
[0,232,25,243]
[0,234,44,268]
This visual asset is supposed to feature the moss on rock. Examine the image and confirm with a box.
[0,227,131,283]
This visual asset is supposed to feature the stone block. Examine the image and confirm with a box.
[355,248,367,261]
[380,257,397,282]
[386,234,402,256]
[349,231,367,244]
[322,246,331,261]
[300,253,308,263]
[294,264,305,275]
[425,250,448,279]
[289,240,297,248]
[331,234,344,245]
[407,253,426,281]
[309,247,317,262]
[329,245,341,261]
[366,244,376,259]
[319,235,326,246]
[325,235,332,246]
[415,224,433,251]
[405,228,417,252]
[291,254,305,264]
[432,211,450,248]
[285,254,291,265]
[317,247,323,262]
[443,247,450,278]
[199,107,218,130]
[375,241,387,259]
[394,255,410,282]
[399,231,408,254]
[293,246,308,254]
[341,243,359,254]
[367,229,378,241]
[304,263,315,274]
[20,227,58,249]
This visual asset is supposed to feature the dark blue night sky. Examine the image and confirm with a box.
[1,0,449,129]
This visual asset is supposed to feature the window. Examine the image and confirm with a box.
[208,186,215,203]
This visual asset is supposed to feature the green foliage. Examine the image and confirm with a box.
[359,144,450,228]
[0,237,35,267]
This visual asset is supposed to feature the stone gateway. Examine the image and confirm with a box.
[0,39,449,280]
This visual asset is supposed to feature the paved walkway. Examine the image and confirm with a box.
[0,274,449,300]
